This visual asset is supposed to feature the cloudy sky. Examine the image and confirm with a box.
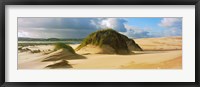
[18,17,182,39]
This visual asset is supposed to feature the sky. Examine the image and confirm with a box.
[18,17,182,39]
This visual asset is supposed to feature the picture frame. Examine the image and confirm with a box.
[0,0,199,87]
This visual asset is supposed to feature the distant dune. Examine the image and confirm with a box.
[134,36,182,51]
[18,36,182,69]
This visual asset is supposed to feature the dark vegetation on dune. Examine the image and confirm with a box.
[54,43,75,54]
[76,29,142,54]
[120,34,143,51]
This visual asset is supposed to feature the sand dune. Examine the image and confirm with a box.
[18,36,182,69]
[42,48,85,62]
[76,44,116,54]
[135,36,182,51]
[68,50,181,69]
[122,56,182,69]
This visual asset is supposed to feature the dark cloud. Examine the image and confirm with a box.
[18,28,96,38]
[18,18,128,38]
[18,18,98,30]
[122,28,152,38]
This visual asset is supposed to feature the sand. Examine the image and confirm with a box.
[76,44,116,54]
[18,36,182,69]
[68,50,181,69]
[134,36,182,51]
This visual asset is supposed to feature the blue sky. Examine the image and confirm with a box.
[125,18,162,30]
[18,17,182,38]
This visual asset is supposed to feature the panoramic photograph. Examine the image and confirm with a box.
[18,17,182,69]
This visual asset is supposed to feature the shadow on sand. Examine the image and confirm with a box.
[42,54,86,62]
[43,54,86,69]
[45,60,73,69]
[132,51,167,55]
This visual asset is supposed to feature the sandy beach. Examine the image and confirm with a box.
[18,36,182,69]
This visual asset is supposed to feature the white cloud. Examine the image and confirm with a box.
[158,18,182,28]
[158,18,182,37]
[162,27,182,36]
[18,31,29,37]
[99,18,127,32]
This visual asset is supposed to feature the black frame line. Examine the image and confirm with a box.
[0,0,199,87]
